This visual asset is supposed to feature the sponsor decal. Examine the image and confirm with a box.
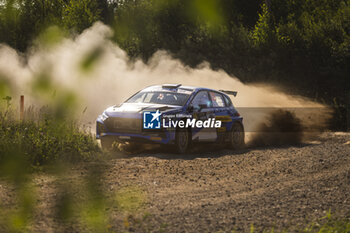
[162,118,221,128]
[143,110,222,129]
[143,110,162,129]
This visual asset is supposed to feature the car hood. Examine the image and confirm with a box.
[104,103,183,118]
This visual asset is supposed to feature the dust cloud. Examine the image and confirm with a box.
[0,22,331,144]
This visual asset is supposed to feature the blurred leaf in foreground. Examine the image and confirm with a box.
[190,0,224,28]
[80,46,104,73]
[36,25,66,48]
[114,186,146,212]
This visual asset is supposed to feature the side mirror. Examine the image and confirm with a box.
[188,105,202,112]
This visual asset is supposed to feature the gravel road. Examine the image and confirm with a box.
[102,132,350,232]
[1,132,350,232]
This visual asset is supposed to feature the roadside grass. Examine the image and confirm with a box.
[302,212,350,233]
[0,108,101,169]
[0,107,106,232]
[0,106,152,232]
[245,211,350,233]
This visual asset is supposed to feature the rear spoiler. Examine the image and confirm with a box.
[219,90,238,97]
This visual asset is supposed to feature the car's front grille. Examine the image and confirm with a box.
[105,117,141,133]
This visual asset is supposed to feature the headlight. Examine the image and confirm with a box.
[101,112,109,121]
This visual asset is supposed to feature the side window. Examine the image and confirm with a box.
[209,92,225,107]
[224,95,233,107]
[191,91,211,109]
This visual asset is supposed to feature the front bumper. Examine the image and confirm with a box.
[96,117,175,144]
[98,132,174,144]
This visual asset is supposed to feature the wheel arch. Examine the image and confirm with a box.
[230,119,244,132]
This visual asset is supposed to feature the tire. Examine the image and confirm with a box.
[229,122,245,149]
[100,136,116,151]
[175,128,190,154]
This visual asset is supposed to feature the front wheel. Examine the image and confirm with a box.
[229,122,245,149]
[175,128,190,154]
[100,136,116,151]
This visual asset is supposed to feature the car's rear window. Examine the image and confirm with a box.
[126,92,190,106]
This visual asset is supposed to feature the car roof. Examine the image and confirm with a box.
[141,84,226,96]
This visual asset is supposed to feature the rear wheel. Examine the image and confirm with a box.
[229,122,245,149]
[175,128,190,154]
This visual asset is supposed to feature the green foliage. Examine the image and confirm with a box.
[1,0,348,99]
[252,3,273,47]
[0,0,110,51]
[63,0,102,33]
[114,186,146,212]
[80,46,105,72]
[0,183,36,232]
[113,0,160,59]
[110,0,349,109]
[190,0,225,29]
[0,0,65,51]
[303,211,350,233]
[0,0,23,50]
[36,25,66,48]
[0,108,101,167]
[247,211,350,232]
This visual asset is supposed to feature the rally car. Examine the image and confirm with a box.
[96,84,244,153]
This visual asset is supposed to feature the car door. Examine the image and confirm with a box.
[189,91,217,142]
[208,91,231,142]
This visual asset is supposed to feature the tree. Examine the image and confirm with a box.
[63,0,102,33]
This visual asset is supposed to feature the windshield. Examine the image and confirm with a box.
[126,92,190,106]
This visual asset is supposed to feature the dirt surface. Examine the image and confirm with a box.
[1,132,350,232]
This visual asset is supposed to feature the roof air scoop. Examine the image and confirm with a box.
[162,84,182,89]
